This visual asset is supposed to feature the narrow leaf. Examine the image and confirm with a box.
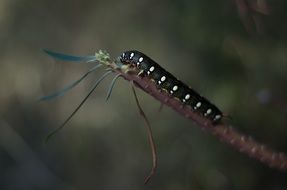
[43,49,97,62]
[39,64,102,101]
[45,70,113,143]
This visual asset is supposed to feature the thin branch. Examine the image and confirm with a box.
[40,64,102,101]
[131,81,158,184]
[45,71,113,143]
[117,69,287,172]
[106,73,122,101]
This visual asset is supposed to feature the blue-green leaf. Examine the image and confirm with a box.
[43,49,97,62]
[39,64,102,101]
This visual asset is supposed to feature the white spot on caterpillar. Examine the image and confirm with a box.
[170,90,174,94]
[172,85,178,91]
[185,94,190,100]
[204,108,212,116]
[137,62,140,66]
[130,52,134,59]
[214,115,221,121]
[147,66,155,75]
[122,53,125,57]
[139,57,143,62]
[149,66,155,72]
[194,102,201,109]
[158,76,167,85]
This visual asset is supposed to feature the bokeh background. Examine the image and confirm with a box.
[1,0,287,189]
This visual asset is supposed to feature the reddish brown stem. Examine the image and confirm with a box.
[116,69,287,172]
[131,82,157,184]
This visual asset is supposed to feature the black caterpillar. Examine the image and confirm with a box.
[120,50,222,123]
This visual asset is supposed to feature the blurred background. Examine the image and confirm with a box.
[1,0,287,189]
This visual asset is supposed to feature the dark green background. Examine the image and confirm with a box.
[1,0,287,189]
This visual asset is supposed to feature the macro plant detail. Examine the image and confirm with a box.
[42,49,287,183]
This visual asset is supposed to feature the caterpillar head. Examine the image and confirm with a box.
[120,50,143,67]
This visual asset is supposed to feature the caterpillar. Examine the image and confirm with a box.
[42,49,287,184]
[120,50,222,123]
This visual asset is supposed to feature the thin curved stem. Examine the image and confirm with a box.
[131,81,157,184]
[40,64,102,101]
[45,70,113,143]
[105,74,122,101]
